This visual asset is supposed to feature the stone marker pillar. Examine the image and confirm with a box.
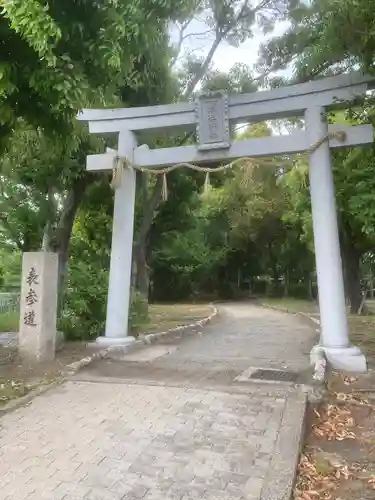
[19,252,59,362]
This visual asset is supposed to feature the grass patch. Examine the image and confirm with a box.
[137,303,213,334]
[0,310,18,332]
[260,297,318,315]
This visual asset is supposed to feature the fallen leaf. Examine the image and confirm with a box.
[313,408,321,418]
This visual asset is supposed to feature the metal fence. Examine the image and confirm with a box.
[0,293,20,314]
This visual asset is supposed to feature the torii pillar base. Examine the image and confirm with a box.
[311,345,367,373]
[96,336,136,348]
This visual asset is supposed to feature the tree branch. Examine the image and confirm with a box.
[183,33,223,98]
[170,18,194,68]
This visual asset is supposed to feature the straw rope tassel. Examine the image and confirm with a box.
[161,172,168,201]
[203,170,211,195]
[110,156,124,190]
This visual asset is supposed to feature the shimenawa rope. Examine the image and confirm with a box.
[110,130,347,197]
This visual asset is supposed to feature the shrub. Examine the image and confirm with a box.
[58,261,108,341]
[59,262,149,341]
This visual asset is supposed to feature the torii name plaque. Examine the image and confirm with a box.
[195,90,230,151]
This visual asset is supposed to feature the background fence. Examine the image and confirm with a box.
[0,293,20,314]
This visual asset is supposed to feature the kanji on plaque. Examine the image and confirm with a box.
[26,267,39,286]
[24,310,37,327]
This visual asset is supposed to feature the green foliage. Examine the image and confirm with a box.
[201,63,257,93]
[2,0,62,63]
[59,266,149,341]
[58,180,111,340]
[58,259,108,341]
[149,121,315,301]
[0,0,190,136]
[153,225,227,299]
[58,181,150,340]
[335,146,375,242]
[258,2,375,310]
[0,249,21,290]
[258,0,375,80]
[0,123,103,255]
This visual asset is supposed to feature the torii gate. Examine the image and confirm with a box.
[78,72,375,372]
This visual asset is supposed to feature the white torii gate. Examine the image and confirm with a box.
[78,72,375,372]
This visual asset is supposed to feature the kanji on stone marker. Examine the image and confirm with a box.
[26,288,38,306]
[26,267,39,286]
[24,310,37,327]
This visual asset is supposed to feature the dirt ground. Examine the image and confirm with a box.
[261,299,375,500]
[295,372,375,500]
[0,303,213,406]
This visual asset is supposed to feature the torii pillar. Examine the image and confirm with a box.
[306,107,366,371]
[98,130,137,346]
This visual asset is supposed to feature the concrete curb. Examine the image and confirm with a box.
[260,393,307,500]
[137,303,218,345]
[0,303,218,415]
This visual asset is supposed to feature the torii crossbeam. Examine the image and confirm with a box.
[78,72,375,372]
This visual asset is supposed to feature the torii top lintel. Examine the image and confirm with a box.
[78,72,375,135]
[78,72,375,171]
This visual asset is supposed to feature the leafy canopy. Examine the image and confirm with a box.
[0,0,192,136]
[258,0,375,80]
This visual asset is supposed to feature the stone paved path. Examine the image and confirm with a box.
[0,303,316,500]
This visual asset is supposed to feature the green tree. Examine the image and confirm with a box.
[133,0,293,295]
[258,1,375,312]
[258,0,375,81]
[0,0,191,140]
[0,0,192,292]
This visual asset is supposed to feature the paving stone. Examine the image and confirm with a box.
[0,303,313,500]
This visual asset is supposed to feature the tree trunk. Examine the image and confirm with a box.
[132,175,162,296]
[342,238,363,314]
[134,243,149,296]
[41,186,57,251]
[306,272,314,300]
[50,175,92,296]
[183,35,222,97]
[283,270,289,297]
[268,242,279,294]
